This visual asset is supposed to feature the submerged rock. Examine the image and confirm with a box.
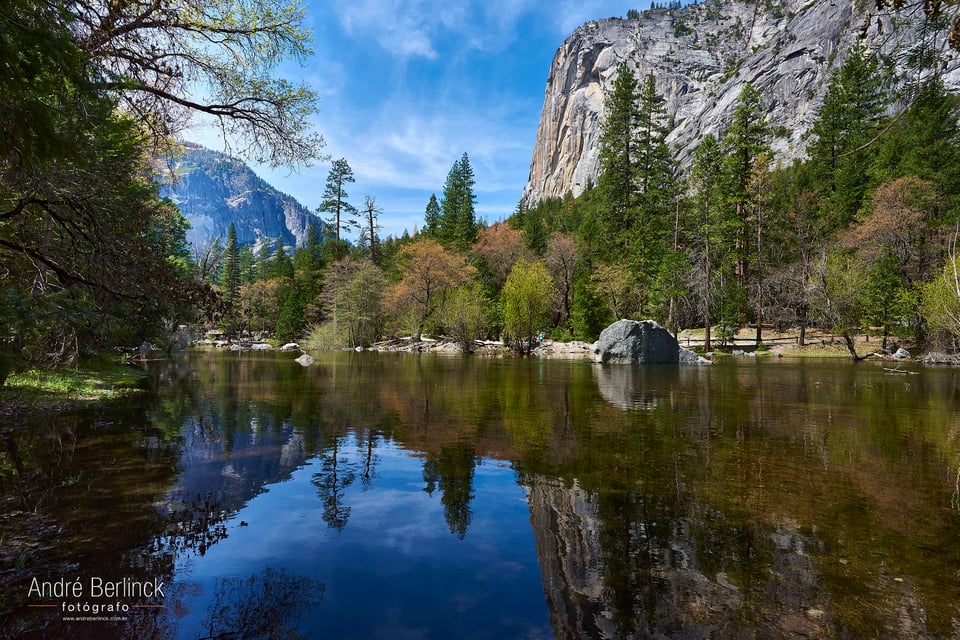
[294,354,315,367]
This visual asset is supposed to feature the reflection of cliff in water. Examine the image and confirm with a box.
[523,472,826,639]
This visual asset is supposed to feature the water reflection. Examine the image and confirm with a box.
[2,352,959,639]
[198,568,323,640]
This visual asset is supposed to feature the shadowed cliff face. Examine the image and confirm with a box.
[523,0,960,205]
[159,144,316,250]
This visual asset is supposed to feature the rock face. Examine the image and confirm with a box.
[159,143,316,250]
[523,0,960,205]
[592,319,678,364]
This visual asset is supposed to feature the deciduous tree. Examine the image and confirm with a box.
[502,260,554,355]
[67,0,325,166]
[472,222,530,290]
[389,239,475,340]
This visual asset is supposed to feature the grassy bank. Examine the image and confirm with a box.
[0,361,148,419]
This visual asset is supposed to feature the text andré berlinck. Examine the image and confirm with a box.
[29,576,165,599]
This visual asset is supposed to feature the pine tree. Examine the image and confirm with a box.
[690,133,724,353]
[318,158,358,241]
[632,73,679,279]
[595,62,640,255]
[220,223,241,336]
[808,42,887,229]
[439,153,478,250]
[221,223,241,305]
[720,84,770,291]
[272,240,294,280]
[423,194,441,238]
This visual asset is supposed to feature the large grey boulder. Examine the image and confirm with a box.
[592,320,677,364]
[592,320,709,365]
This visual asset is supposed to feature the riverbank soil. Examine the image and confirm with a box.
[674,327,918,358]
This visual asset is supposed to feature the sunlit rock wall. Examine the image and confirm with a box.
[523,0,960,205]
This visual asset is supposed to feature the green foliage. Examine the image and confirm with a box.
[318,158,358,241]
[522,207,549,254]
[870,81,960,219]
[1,38,206,375]
[275,281,307,343]
[438,153,478,250]
[807,42,887,229]
[571,273,614,342]
[440,285,493,352]
[423,194,442,237]
[921,251,960,350]
[593,62,640,254]
[316,259,387,348]
[67,0,325,167]
[502,260,554,354]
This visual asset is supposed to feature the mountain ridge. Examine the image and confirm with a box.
[159,143,317,250]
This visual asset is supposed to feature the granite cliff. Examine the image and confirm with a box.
[159,144,316,249]
[523,0,960,205]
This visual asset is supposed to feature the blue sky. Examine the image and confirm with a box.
[190,1,637,239]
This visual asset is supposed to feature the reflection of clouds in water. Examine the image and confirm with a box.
[375,606,430,640]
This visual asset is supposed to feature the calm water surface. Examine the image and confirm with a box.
[3,351,960,639]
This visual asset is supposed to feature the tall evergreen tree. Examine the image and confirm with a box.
[439,153,478,250]
[690,133,724,353]
[318,158,358,241]
[272,240,294,280]
[221,223,241,305]
[720,84,770,292]
[632,73,679,280]
[424,194,441,237]
[593,62,640,257]
[807,42,887,229]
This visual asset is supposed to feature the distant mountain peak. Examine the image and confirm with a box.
[159,143,317,249]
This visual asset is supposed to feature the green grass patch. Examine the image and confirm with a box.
[1,360,147,414]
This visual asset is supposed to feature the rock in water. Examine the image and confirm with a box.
[294,354,315,367]
[592,320,680,364]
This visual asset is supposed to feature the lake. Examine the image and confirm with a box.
[3,350,960,639]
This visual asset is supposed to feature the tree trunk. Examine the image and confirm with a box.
[842,331,882,362]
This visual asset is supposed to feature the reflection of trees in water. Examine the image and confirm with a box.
[150,491,230,558]
[422,443,480,540]
[199,567,324,640]
[311,436,357,531]
[357,430,381,491]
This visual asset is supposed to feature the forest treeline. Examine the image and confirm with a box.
[202,40,960,359]
[5,0,960,386]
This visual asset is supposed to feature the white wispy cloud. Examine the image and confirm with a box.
[197,0,638,238]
